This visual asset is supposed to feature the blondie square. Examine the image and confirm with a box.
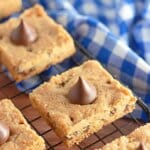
[0,99,45,149]
[30,60,137,147]
[99,124,150,149]
[0,4,76,82]
[0,0,22,19]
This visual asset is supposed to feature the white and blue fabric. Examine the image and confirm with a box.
[2,0,150,122]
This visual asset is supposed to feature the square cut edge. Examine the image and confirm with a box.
[98,123,150,149]
[0,99,45,149]
[29,60,137,147]
[0,4,76,82]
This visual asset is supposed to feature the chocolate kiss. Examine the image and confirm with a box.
[0,121,10,145]
[139,142,148,150]
[10,19,37,46]
[68,76,97,105]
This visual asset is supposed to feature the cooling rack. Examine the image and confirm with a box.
[0,40,150,150]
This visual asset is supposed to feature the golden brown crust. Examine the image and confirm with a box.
[29,60,137,147]
[0,0,22,19]
[0,4,76,82]
[0,99,45,150]
[99,124,150,150]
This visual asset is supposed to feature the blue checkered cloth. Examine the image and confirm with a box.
[2,0,150,121]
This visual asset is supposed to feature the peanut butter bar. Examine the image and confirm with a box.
[29,60,137,147]
[0,0,22,19]
[0,4,76,82]
[99,124,150,150]
[0,99,45,149]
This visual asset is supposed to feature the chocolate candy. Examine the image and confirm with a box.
[68,76,97,105]
[139,142,148,150]
[10,19,37,46]
[0,121,10,145]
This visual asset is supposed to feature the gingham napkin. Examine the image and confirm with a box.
[2,0,150,121]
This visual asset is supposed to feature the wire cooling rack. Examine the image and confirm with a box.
[0,40,150,150]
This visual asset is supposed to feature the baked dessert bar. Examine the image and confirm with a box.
[0,99,45,149]
[0,0,22,19]
[99,123,150,149]
[29,60,137,147]
[0,4,76,82]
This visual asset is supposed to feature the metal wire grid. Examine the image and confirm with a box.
[0,40,150,150]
